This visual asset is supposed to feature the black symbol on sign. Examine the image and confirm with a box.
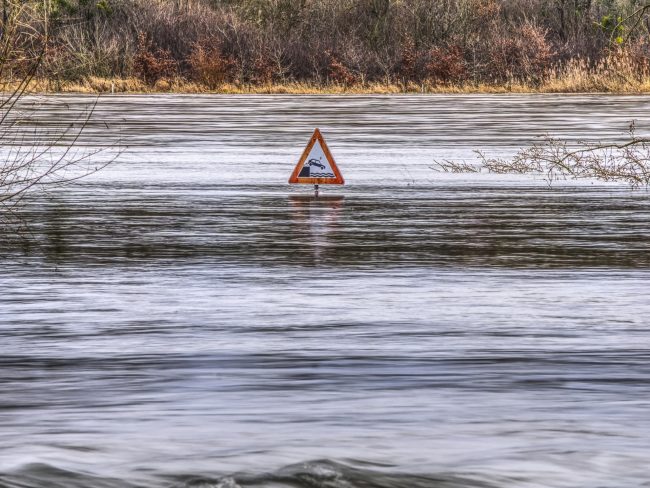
[299,157,327,177]
[308,158,325,170]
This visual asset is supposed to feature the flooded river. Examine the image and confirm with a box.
[1,95,650,488]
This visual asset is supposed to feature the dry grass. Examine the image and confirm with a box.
[13,78,408,94]
[12,49,650,94]
[543,51,650,93]
[17,75,650,94]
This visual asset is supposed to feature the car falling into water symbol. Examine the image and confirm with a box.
[307,158,326,170]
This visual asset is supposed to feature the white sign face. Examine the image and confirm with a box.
[296,139,336,179]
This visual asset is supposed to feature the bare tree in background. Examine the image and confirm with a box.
[0,0,117,214]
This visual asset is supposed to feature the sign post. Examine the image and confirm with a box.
[289,128,344,197]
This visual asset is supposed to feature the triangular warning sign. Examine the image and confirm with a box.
[289,128,344,185]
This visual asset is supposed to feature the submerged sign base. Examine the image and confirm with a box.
[288,128,345,185]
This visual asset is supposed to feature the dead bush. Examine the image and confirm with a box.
[618,37,650,77]
[326,52,358,86]
[473,0,501,20]
[187,40,235,89]
[425,45,467,84]
[485,22,554,83]
[133,32,177,86]
[398,38,419,81]
[251,53,276,84]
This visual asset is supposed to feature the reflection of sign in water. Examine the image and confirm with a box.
[289,128,344,185]
[289,195,345,263]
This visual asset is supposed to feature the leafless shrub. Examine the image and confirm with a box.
[251,51,276,84]
[430,160,481,173]
[133,31,177,86]
[187,39,235,89]
[326,51,358,86]
[1,0,119,215]
[398,38,419,81]
[1,99,118,210]
[486,22,554,83]
[425,45,467,84]
[440,124,650,188]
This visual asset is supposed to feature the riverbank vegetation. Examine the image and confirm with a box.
[3,0,650,93]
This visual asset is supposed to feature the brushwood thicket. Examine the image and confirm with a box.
[8,0,650,88]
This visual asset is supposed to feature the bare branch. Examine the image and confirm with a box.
[439,125,650,189]
[610,4,650,45]
[0,1,120,218]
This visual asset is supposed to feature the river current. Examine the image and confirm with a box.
[1,95,650,488]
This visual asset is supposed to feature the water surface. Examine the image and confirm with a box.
[1,95,650,488]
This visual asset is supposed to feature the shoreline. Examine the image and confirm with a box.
[21,77,650,95]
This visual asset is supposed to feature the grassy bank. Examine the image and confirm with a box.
[30,72,650,95]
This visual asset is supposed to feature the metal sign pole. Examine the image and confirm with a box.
[314,184,319,197]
